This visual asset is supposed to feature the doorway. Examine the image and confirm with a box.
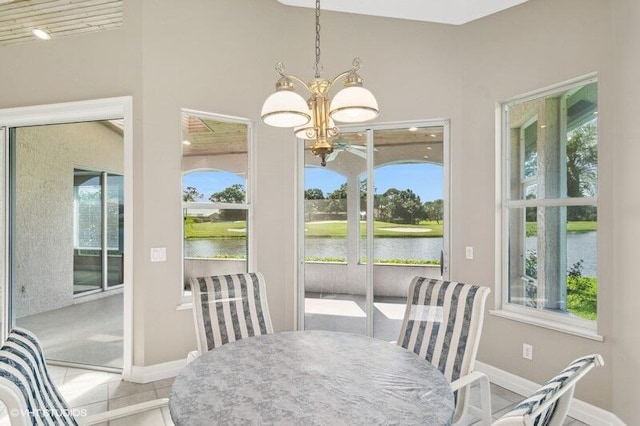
[0,98,133,375]
[298,121,450,340]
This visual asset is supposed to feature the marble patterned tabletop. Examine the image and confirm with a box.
[169,330,454,425]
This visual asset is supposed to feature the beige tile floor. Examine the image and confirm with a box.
[0,364,588,425]
[0,365,174,426]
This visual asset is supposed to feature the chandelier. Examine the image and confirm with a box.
[261,0,379,166]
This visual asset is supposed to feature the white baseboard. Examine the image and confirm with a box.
[127,358,187,384]
[476,361,625,426]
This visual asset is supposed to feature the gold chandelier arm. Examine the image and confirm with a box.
[287,74,312,93]
[328,58,364,90]
[275,62,312,92]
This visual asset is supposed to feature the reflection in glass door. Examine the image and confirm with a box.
[300,122,449,339]
[73,170,124,295]
[11,121,124,370]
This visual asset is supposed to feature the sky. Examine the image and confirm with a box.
[183,163,443,203]
[305,163,443,202]
[183,172,245,200]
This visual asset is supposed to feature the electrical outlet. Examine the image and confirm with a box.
[150,247,167,262]
[522,343,533,360]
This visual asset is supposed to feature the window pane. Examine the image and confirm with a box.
[507,81,597,201]
[181,111,251,296]
[507,206,597,320]
[107,174,124,287]
[523,121,538,180]
[183,171,246,204]
[304,168,348,262]
[181,112,248,203]
[74,171,103,294]
[566,121,598,198]
[183,207,247,292]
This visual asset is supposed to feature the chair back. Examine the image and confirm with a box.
[0,327,77,426]
[493,354,604,426]
[397,277,491,422]
[191,272,274,353]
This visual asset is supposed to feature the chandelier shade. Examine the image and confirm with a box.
[261,0,379,166]
[330,86,379,123]
[261,90,310,128]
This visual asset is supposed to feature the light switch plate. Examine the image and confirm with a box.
[465,246,473,260]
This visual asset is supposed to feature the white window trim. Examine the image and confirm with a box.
[494,75,601,339]
[178,109,255,308]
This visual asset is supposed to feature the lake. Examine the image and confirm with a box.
[185,232,597,277]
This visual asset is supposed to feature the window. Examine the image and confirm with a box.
[501,78,598,332]
[181,110,253,299]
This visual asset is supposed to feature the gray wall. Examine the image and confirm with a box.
[14,122,123,317]
[1,0,639,422]
[611,0,640,421]
[458,0,613,412]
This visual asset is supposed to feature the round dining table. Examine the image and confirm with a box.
[169,330,454,425]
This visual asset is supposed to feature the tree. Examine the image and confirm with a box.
[326,183,348,215]
[182,186,203,202]
[567,122,597,198]
[182,186,203,232]
[210,184,246,221]
[209,184,245,203]
[304,188,325,200]
[378,188,423,224]
[423,199,444,223]
[566,123,597,221]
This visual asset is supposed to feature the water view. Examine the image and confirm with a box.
[185,232,597,276]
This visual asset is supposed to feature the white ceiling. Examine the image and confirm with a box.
[277,0,529,25]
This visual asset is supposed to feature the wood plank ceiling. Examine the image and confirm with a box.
[0,0,122,46]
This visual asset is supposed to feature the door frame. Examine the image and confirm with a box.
[295,119,451,333]
[0,97,133,377]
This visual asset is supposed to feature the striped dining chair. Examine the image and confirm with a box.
[189,272,274,360]
[0,327,168,426]
[493,354,603,426]
[398,277,492,425]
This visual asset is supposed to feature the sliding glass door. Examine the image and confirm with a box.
[10,121,125,369]
[299,121,449,339]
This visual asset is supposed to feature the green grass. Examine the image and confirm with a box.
[306,257,440,265]
[526,221,596,236]
[184,221,246,239]
[567,275,597,320]
[186,219,596,240]
[304,220,443,238]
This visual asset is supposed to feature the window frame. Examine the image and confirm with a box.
[179,109,255,307]
[494,75,602,340]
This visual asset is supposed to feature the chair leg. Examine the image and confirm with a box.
[478,373,492,425]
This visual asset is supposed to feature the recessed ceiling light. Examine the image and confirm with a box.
[430,134,437,138]
[427,146,432,150]
[32,28,51,40]
[540,125,547,128]
[423,155,429,159]
[408,127,418,132]
[182,140,191,145]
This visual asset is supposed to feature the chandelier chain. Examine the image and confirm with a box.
[314,0,321,78]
